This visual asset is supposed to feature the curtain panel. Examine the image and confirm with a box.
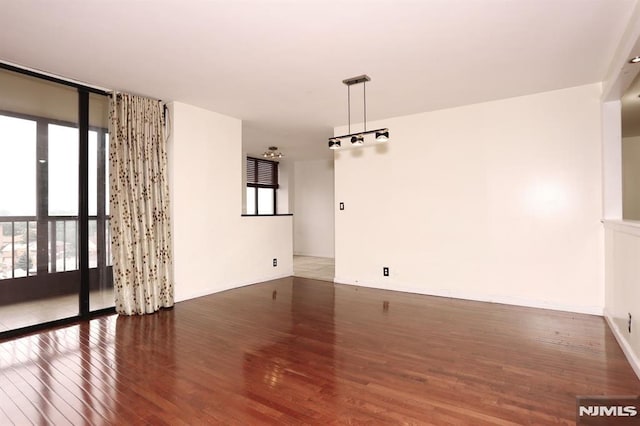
[108,93,174,315]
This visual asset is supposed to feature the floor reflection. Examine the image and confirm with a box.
[0,316,119,424]
[114,308,177,422]
[243,279,335,422]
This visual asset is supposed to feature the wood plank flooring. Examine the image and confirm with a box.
[0,277,638,424]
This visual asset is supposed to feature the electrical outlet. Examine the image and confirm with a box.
[629,313,632,333]
[273,258,277,267]
[383,267,389,277]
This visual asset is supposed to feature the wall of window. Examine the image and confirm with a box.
[246,157,279,215]
[0,65,112,335]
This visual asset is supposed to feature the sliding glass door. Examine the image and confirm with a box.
[88,93,112,311]
[0,67,112,334]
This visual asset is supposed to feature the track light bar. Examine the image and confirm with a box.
[328,75,389,150]
[331,128,389,141]
[328,128,390,148]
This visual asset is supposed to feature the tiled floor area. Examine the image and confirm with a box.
[293,255,334,282]
[0,289,113,333]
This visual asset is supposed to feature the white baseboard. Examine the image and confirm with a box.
[604,310,640,380]
[333,277,603,316]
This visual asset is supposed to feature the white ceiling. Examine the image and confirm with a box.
[0,0,636,160]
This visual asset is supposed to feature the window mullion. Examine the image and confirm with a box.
[273,188,277,215]
[78,90,89,316]
[254,184,259,215]
[36,120,48,275]
[96,130,106,271]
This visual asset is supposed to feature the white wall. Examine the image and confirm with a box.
[277,160,292,214]
[600,5,640,378]
[293,159,335,258]
[623,136,640,220]
[602,101,623,219]
[334,83,604,314]
[601,6,640,379]
[604,221,640,378]
[241,148,248,214]
[168,102,293,302]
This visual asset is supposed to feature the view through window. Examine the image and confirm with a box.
[0,66,112,333]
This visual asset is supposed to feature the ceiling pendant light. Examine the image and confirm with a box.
[351,134,364,146]
[263,146,283,159]
[375,129,389,142]
[328,74,389,149]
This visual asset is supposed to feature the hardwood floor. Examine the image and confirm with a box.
[0,277,638,425]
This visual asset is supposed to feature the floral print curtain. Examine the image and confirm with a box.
[108,93,174,315]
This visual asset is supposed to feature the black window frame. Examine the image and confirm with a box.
[0,62,114,340]
[0,109,111,273]
[246,156,279,215]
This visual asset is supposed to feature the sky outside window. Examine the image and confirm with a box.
[48,124,78,216]
[0,115,36,216]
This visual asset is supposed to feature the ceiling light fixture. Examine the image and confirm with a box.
[375,129,389,142]
[263,146,283,159]
[328,74,389,149]
[630,56,640,64]
[328,138,341,149]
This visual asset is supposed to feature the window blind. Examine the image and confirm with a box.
[246,157,278,187]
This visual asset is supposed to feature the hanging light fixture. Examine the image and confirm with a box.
[351,134,364,146]
[375,129,389,142]
[263,146,284,159]
[328,74,389,149]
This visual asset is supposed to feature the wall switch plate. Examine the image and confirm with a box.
[273,258,277,267]
[383,267,389,277]
[339,202,344,210]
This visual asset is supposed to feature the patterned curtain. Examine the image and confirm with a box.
[108,93,174,315]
